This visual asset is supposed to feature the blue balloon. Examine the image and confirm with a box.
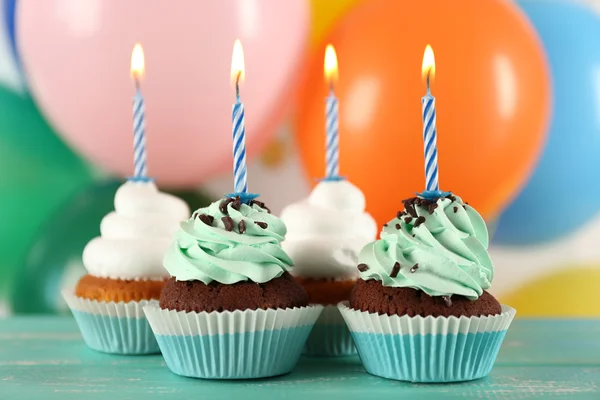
[494,0,600,245]
[3,0,17,64]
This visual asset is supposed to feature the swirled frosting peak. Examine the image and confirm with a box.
[82,181,190,280]
[163,197,293,284]
[357,195,493,299]
[281,180,377,279]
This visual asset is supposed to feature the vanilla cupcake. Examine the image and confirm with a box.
[280,180,376,356]
[63,180,189,354]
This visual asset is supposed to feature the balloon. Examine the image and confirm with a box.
[294,0,550,227]
[494,0,600,245]
[499,265,600,317]
[0,0,24,92]
[10,180,211,314]
[0,87,93,294]
[309,0,361,47]
[18,0,309,188]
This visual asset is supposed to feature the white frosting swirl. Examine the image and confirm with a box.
[280,180,377,279]
[82,181,190,280]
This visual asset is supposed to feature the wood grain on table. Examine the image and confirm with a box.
[0,317,599,399]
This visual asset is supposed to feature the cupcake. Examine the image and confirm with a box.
[339,194,516,382]
[280,180,376,356]
[143,196,323,379]
[63,180,189,354]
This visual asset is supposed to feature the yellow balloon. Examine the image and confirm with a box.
[499,265,600,317]
[309,0,362,46]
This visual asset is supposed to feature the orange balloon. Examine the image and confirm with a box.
[294,0,550,227]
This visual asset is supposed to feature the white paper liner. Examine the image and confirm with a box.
[143,303,323,336]
[62,290,157,317]
[143,304,323,379]
[339,302,516,335]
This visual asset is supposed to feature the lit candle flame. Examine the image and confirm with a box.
[324,44,338,87]
[131,43,145,82]
[231,39,245,89]
[422,45,435,90]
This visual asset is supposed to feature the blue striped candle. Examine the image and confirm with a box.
[421,45,439,192]
[232,93,248,194]
[325,91,339,178]
[131,44,147,181]
[231,39,248,195]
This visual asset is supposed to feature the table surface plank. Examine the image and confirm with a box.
[1,317,599,399]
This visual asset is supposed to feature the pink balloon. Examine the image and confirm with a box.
[18,0,309,188]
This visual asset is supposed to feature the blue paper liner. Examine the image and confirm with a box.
[144,304,323,379]
[303,305,356,357]
[63,290,159,355]
[72,310,159,355]
[339,302,516,383]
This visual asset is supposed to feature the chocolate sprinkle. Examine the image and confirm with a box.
[192,212,198,219]
[250,199,271,214]
[255,221,268,229]
[428,202,438,214]
[453,206,458,213]
[410,263,419,273]
[405,203,418,218]
[397,211,404,219]
[395,223,401,230]
[221,216,234,231]
[390,262,401,278]
[357,263,369,272]
[414,216,426,227]
[446,194,457,202]
[404,217,413,224]
[219,198,234,214]
[231,197,242,211]
[442,296,452,307]
[198,214,214,226]
[238,219,247,234]
[383,224,388,227]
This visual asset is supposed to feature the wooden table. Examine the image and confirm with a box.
[0,317,599,399]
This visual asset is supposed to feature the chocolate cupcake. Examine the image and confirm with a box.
[281,179,377,357]
[339,194,516,382]
[144,197,322,379]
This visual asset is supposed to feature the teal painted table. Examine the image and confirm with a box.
[1,317,599,399]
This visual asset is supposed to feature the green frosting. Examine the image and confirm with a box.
[358,196,493,300]
[163,198,293,284]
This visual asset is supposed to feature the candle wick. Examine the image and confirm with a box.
[329,81,334,96]
[426,72,431,95]
[235,71,241,99]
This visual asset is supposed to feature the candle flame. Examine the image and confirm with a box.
[421,45,435,84]
[131,43,145,80]
[231,39,245,86]
[324,44,338,84]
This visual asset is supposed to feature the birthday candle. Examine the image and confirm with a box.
[231,39,248,194]
[131,43,147,181]
[324,45,339,179]
[421,45,439,192]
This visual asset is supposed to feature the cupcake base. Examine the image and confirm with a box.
[144,303,323,379]
[159,272,308,313]
[350,279,502,317]
[296,277,355,305]
[75,274,166,303]
[62,290,160,355]
[339,302,516,382]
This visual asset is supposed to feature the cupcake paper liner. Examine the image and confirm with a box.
[303,305,356,357]
[339,302,516,383]
[143,304,323,379]
[62,290,160,355]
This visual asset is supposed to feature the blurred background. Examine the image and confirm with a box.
[1,0,599,317]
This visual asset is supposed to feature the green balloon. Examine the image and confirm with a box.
[10,180,211,314]
[0,89,94,295]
